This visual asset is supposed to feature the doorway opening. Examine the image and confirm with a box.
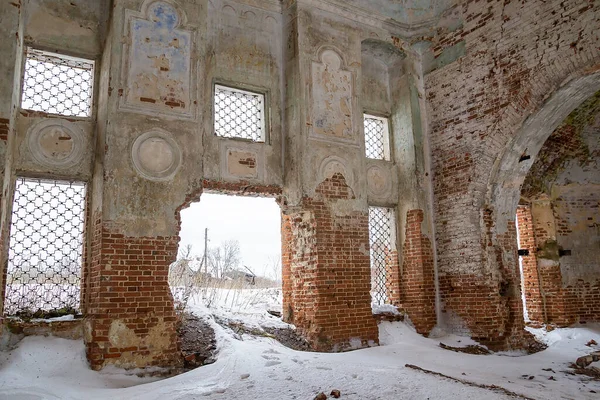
[170,191,282,314]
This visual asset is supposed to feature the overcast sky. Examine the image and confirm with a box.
[178,193,282,278]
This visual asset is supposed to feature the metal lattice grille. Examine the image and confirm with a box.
[369,206,393,305]
[364,115,389,160]
[215,85,265,142]
[21,48,94,117]
[4,178,87,316]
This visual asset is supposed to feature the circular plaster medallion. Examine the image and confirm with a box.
[318,155,354,187]
[27,119,84,168]
[367,165,391,197]
[131,130,181,181]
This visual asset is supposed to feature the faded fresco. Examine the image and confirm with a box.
[122,2,192,117]
[311,49,354,141]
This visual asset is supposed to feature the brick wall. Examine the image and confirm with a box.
[0,117,9,314]
[524,195,600,326]
[0,118,8,142]
[282,173,378,351]
[84,180,284,370]
[554,193,600,323]
[437,210,529,350]
[400,209,436,335]
[516,206,544,323]
[530,204,573,326]
[85,213,181,370]
[425,0,599,344]
[384,249,401,306]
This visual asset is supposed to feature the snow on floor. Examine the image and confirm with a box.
[0,288,599,400]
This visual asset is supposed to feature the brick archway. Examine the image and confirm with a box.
[479,68,600,346]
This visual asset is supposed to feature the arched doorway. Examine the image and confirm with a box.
[485,70,600,334]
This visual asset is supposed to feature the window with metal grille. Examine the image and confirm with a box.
[368,206,395,306]
[214,84,265,142]
[364,114,390,160]
[21,48,94,117]
[4,178,87,316]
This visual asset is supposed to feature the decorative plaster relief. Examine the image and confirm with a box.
[318,155,354,189]
[27,119,85,168]
[367,164,392,197]
[311,49,355,144]
[131,129,182,181]
[226,149,258,179]
[121,1,194,118]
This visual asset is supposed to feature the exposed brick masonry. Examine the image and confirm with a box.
[437,210,530,350]
[400,210,436,335]
[426,0,600,345]
[85,212,181,370]
[282,173,378,351]
[516,206,545,323]
[0,118,9,142]
[384,250,401,307]
[554,194,600,324]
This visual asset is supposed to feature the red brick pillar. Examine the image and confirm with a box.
[0,118,8,310]
[530,201,574,326]
[282,173,379,351]
[400,209,436,335]
[516,205,545,323]
[384,249,401,306]
[281,213,293,321]
[84,215,181,370]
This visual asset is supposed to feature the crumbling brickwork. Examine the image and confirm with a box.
[400,209,436,335]
[516,206,544,323]
[85,213,181,370]
[0,0,598,370]
[426,0,600,345]
[514,88,600,327]
[0,118,9,142]
[384,249,401,307]
[282,173,378,350]
[530,201,574,326]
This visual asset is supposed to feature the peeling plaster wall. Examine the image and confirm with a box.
[7,0,111,183]
[551,113,600,287]
[0,0,24,334]
[0,0,438,368]
[23,0,109,57]
[5,0,597,369]
[101,0,284,238]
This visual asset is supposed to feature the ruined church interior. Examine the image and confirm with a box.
[0,0,599,398]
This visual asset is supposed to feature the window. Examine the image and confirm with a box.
[364,114,390,160]
[368,206,395,305]
[21,48,94,117]
[4,178,87,316]
[214,84,265,142]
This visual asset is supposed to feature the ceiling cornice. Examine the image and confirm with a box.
[284,0,442,39]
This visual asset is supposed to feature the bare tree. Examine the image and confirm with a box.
[266,254,282,284]
[169,244,195,287]
[208,239,240,279]
[178,243,193,260]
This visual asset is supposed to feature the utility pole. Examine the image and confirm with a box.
[203,227,208,275]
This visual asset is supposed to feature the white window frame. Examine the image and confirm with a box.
[363,113,391,161]
[214,84,266,143]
